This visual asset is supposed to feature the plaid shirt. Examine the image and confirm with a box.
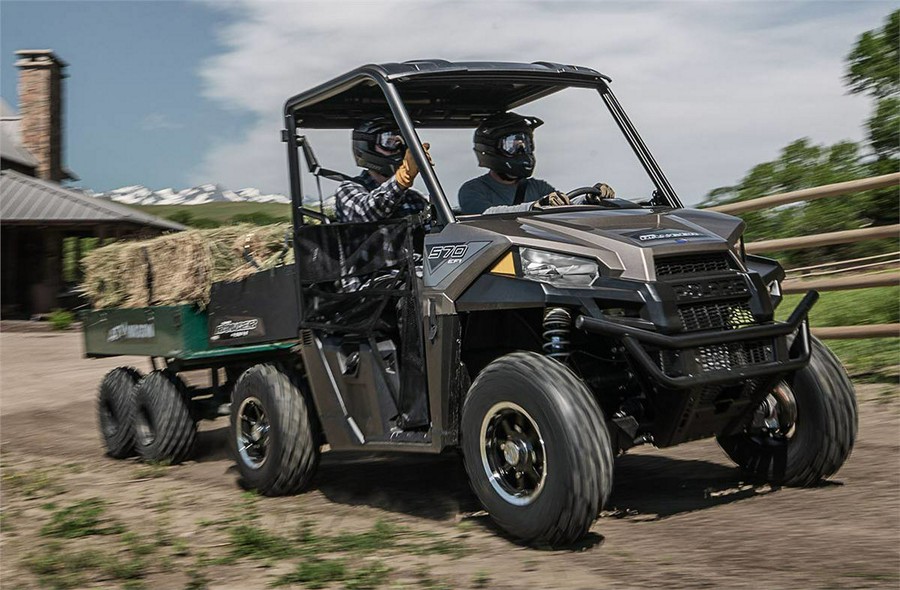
[335,170,429,223]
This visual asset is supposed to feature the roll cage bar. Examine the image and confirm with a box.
[283,61,683,230]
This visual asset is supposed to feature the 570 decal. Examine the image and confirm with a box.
[427,244,469,264]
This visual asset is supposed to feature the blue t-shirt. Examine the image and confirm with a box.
[458,174,556,214]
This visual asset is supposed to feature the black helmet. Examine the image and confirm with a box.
[473,112,544,179]
[352,117,406,176]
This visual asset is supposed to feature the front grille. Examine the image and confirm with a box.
[648,338,774,376]
[697,340,773,372]
[655,253,733,278]
[678,300,756,332]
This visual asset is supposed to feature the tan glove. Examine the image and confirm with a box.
[531,191,570,210]
[592,183,616,199]
[395,142,432,188]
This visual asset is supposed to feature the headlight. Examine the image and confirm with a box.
[520,248,599,287]
[768,279,781,297]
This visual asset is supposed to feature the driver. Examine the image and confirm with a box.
[457,112,614,214]
[335,117,433,223]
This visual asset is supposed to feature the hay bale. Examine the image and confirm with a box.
[81,223,293,309]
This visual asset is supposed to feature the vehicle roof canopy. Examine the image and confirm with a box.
[285,60,611,129]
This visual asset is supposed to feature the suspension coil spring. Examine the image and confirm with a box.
[542,307,572,361]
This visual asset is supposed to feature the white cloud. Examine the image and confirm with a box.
[190,1,889,205]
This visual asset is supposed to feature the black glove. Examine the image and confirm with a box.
[531,191,570,210]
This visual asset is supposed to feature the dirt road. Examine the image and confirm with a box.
[1,330,898,589]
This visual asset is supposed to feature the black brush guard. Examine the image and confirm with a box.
[575,291,818,389]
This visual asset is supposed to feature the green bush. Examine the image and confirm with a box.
[48,309,75,331]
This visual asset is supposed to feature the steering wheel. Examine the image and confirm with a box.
[564,186,605,200]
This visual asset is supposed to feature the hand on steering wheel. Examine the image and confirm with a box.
[564,183,616,204]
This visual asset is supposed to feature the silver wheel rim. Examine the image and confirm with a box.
[751,381,798,440]
[237,397,269,469]
[479,401,547,506]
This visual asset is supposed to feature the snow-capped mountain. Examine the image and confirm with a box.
[89,183,292,206]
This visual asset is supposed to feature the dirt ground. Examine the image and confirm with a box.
[1,329,898,589]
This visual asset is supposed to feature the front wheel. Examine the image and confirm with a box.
[717,336,858,486]
[230,364,319,496]
[461,352,614,546]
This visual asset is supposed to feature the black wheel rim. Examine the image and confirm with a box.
[237,397,269,469]
[100,399,118,438]
[480,402,547,506]
[135,406,155,447]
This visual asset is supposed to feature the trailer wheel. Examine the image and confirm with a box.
[717,337,858,486]
[230,364,319,496]
[461,352,614,546]
[97,367,142,459]
[133,370,197,464]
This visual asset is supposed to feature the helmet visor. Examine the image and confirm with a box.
[498,132,533,156]
[375,131,405,153]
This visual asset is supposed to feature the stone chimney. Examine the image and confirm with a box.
[15,49,69,183]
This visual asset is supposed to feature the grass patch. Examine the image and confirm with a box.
[48,308,75,330]
[326,520,400,552]
[40,498,124,538]
[131,202,291,227]
[472,570,491,588]
[345,561,392,590]
[777,287,899,380]
[25,542,146,589]
[2,465,65,498]
[132,460,171,479]
[25,544,104,589]
[274,557,348,588]
[228,523,299,561]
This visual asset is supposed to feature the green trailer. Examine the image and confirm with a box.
[86,267,302,465]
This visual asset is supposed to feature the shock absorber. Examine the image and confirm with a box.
[542,307,572,362]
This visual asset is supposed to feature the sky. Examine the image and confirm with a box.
[0,1,893,206]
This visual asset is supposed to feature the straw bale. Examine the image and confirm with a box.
[81,223,293,309]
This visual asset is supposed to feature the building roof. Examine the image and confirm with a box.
[0,98,39,169]
[0,169,185,231]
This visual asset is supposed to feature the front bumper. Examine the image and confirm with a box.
[576,291,818,388]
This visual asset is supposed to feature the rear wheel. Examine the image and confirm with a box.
[230,364,319,496]
[717,337,858,486]
[133,370,197,464]
[461,352,614,546]
[97,367,142,459]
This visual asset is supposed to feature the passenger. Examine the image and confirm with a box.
[335,117,433,223]
[458,112,614,214]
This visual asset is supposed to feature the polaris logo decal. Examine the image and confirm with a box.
[210,318,263,341]
[107,322,155,342]
[630,229,706,242]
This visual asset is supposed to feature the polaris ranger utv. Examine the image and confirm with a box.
[87,61,857,546]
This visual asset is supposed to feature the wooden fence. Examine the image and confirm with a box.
[707,172,900,339]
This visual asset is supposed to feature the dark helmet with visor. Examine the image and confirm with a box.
[352,117,406,176]
[473,112,544,179]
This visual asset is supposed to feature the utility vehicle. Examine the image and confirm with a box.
[86,61,857,545]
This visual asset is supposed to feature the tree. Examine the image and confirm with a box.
[846,9,899,225]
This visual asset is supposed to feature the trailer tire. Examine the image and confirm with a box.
[97,367,142,459]
[133,370,196,464]
[461,352,614,546]
[230,364,319,496]
[717,336,858,486]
